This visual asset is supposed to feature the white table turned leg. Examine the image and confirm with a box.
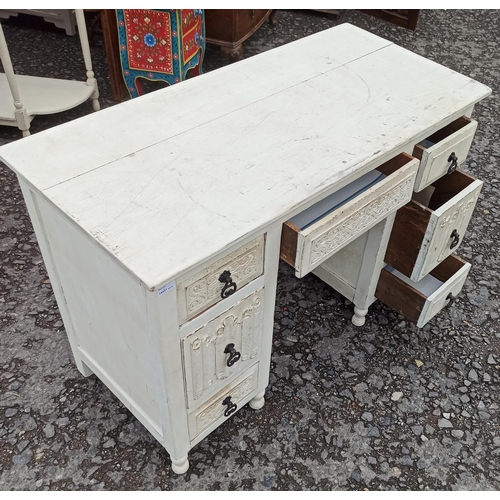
[249,391,265,410]
[352,307,368,326]
[170,454,189,474]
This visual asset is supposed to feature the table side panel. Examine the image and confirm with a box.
[34,193,165,435]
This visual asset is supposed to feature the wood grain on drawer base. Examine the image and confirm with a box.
[177,235,265,324]
[376,254,471,328]
[188,363,259,441]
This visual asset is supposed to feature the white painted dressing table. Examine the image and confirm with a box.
[0,24,491,473]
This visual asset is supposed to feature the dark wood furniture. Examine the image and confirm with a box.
[205,9,276,61]
[360,10,420,31]
[99,9,129,101]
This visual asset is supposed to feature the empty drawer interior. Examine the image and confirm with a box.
[385,168,481,281]
[376,254,470,327]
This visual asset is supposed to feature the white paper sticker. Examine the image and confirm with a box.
[157,281,175,297]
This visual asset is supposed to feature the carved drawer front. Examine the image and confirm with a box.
[412,116,477,192]
[280,153,419,278]
[385,169,482,282]
[182,287,264,409]
[188,364,259,441]
[376,254,471,328]
[177,235,265,324]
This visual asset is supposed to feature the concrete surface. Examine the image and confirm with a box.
[1,9,499,490]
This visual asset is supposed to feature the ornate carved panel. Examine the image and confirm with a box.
[419,183,482,278]
[191,371,257,434]
[182,288,264,408]
[177,235,265,324]
[309,176,414,266]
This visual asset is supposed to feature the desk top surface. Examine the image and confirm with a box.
[0,24,491,290]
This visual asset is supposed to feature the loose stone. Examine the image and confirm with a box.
[43,424,55,438]
[391,392,403,401]
[438,418,453,428]
[468,369,479,382]
[411,425,424,436]
[487,354,497,365]
[12,451,32,466]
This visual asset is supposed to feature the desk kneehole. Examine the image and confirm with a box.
[280,152,419,278]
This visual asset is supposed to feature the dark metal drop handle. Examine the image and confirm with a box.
[224,343,241,367]
[450,229,460,249]
[222,396,237,417]
[445,293,455,307]
[447,152,458,175]
[219,270,237,299]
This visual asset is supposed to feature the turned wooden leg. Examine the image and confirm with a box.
[90,84,100,111]
[170,454,189,474]
[352,307,368,327]
[221,44,243,62]
[249,391,265,410]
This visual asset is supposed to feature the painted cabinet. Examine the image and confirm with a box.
[116,9,205,98]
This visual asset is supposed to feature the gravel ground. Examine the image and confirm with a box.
[1,9,499,491]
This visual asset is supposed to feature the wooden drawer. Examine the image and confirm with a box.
[375,254,471,328]
[280,153,419,278]
[188,363,259,441]
[182,287,264,409]
[177,235,264,324]
[385,169,482,282]
[412,116,477,192]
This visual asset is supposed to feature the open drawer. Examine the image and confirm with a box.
[375,254,471,328]
[280,153,418,278]
[385,169,482,282]
[412,116,477,192]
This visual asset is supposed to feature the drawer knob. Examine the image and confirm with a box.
[450,229,460,249]
[224,343,241,367]
[447,152,458,174]
[219,270,237,298]
[445,292,455,307]
[222,396,237,417]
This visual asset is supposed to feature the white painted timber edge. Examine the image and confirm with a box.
[414,120,478,191]
[295,157,418,278]
[418,261,471,328]
[412,178,483,282]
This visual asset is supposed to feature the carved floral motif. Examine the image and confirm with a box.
[178,236,264,322]
[195,374,255,434]
[184,288,264,405]
[309,176,414,266]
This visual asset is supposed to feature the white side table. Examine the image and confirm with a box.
[0,9,99,137]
